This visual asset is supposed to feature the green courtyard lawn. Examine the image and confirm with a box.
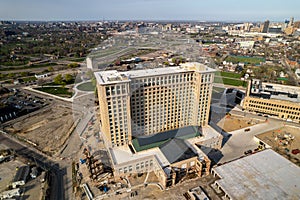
[76,81,95,92]
[34,87,73,97]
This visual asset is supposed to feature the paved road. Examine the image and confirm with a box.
[211,107,287,164]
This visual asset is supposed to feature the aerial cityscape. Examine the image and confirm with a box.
[0,1,300,200]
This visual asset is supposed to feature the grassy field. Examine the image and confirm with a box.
[34,87,72,97]
[22,76,37,82]
[219,71,242,79]
[0,62,58,71]
[214,76,247,87]
[76,81,95,92]
[67,57,85,62]
[44,78,75,86]
[225,55,265,65]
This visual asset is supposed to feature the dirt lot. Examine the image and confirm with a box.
[4,104,75,156]
[120,174,221,200]
[256,125,300,165]
[217,114,264,132]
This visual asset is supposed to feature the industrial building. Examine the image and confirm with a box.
[243,79,300,123]
[211,149,300,200]
[95,62,223,188]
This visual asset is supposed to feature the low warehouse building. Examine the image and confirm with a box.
[211,149,300,200]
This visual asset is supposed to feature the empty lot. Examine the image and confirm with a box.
[4,104,76,156]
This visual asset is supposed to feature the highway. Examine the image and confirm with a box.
[0,131,65,200]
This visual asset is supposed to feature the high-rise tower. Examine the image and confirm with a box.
[95,62,215,147]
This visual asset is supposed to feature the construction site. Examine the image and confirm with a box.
[3,101,76,156]
[72,145,132,200]
[216,113,264,132]
[256,125,300,166]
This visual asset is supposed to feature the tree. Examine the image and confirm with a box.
[86,70,94,79]
[48,66,54,72]
[64,74,73,84]
[67,63,79,68]
[53,74,63,85]
[20,72,28,77]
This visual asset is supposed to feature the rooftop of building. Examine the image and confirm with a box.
[212,149,300,200]
[94,62,215,85]
[109,145,170,167]
[132,126,202,152]
[249,79,300,103]
[159,138,197,164]
[13,165,30,182]
[109,125,219,167]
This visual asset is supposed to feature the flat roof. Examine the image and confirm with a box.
[132,126,202,152]
[213,149,300,200]
[250,80,300,103]
[109,125,220,168]
[94,62,215,85]
[109,145,170,167]
[13,165,30,182]
[160,138,197,164]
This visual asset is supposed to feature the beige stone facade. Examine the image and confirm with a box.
[95,62,215,147]
[95,63,218,188]
[243,79,300,123]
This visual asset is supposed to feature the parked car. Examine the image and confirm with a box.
[244,150,252,155]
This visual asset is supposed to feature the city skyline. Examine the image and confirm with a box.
[0,0,299,22]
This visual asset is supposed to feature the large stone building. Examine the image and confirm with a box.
[95,62,222,188]
[95,62,215,147]
[243,79,300,123]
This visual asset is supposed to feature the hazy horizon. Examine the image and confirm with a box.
[0,0,299,22]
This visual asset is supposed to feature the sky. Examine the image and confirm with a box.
[0,0,299,22]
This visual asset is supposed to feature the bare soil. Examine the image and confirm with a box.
[217,114,264,132]
[256,125,300,165]
[4,104,75,155]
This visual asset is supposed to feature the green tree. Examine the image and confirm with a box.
[86,70,94,79]
[48,66,54,72]
[8,73,15,78]
[67,63,79,68]
[64,74,73,84]
[54,74,63,85]
[20,72,28,77]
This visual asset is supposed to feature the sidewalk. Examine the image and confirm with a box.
[24,86,73,102]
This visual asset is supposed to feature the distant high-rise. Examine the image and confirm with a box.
[261,20,270,33]
[288,16,294,27]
